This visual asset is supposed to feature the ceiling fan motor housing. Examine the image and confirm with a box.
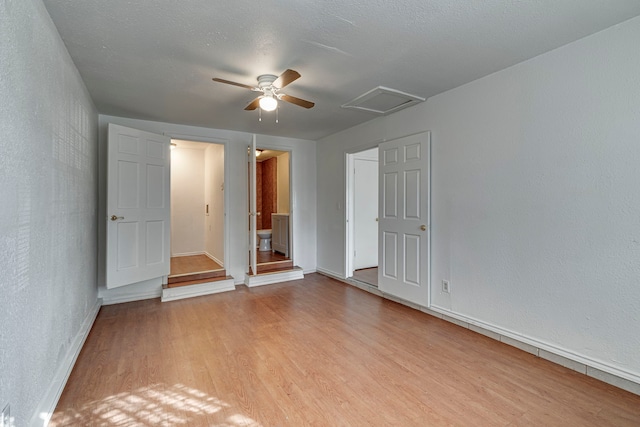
[257,74,278,89]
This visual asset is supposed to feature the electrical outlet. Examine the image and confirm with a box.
[1,403,10,427]
[442,280,450,294]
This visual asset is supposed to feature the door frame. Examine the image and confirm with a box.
[249,137,295,274]
[344,142,383,279]
[166,132,231,275]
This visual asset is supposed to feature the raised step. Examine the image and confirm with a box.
[161,276,235,302]
[255,260,293,274]
[245,266,304,288]
[168,269,226,285]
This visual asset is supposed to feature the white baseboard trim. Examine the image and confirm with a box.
[101,289,161,305]
[204,252,224,267]
[428,305,640,395]
[317,270,640,396]
[31,298,102,427]
[315,267,345,280]
[161,278,235,302]
[245,268,304,287]
[171,251,205,257]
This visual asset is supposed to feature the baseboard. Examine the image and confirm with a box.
[31,298,102,427]
[161,278,235,302]
[101,288,161,305]
[245,268,304,287]
[315,267,345,280]
[204,252,224,267]
[317,270,640,396]
[428,305,640,396]
[171,251,205,257]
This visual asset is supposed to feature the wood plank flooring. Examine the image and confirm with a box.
[170,255,223,276]
[51,274,640,426]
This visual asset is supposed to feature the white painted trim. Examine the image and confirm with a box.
[171,251,205,257]
[161,278,235,302]
[31,298,102,427]
[245,268,304,287]
[429,305,640,391]
[317,270,640,396]
[101,289,161,305]
[315,266,347,280]
[205,251,224,268]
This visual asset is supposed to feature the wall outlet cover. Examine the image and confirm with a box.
[442,280,450,293]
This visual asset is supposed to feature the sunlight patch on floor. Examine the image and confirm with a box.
[49,383,263,426]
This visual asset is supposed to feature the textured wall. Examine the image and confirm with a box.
[0,0,98,424]
[261,157,277,230]
[256,162,263,230]
[277,153,290,214]
[317,16,640,382]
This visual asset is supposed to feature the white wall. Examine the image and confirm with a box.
[171,146,206,256]
[317,16,640,384]
[0,0,99,424]
[277,152,290,213]
[205,143,225,264]
[97,116,317,299]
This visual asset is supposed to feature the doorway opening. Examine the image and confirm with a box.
[249,148,293,275]
[168,139,227,288]
[346,147,379,286]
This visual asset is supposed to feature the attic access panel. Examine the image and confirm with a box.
[341,86,425,115]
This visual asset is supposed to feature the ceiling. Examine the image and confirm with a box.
[43,0,640,141]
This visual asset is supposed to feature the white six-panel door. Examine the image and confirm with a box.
[106,124,171,289]
[378,132,430,306]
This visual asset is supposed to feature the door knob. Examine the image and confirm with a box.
[110,215,124,221]
[420,224,427,231]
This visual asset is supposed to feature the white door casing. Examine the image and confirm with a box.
[106,124,171,289]
[354,158,379,269]
[249,134,257,276]
[378,132,430,306]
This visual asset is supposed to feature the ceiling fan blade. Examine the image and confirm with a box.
[281,94,314,109]
[273,69,301,89]
[212,77,255,90]
[244,97,261,110]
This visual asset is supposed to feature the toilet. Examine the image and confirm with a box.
[257,229,272,252]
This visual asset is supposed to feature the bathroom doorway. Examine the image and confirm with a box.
[346,147,379,286]
[168,139,228,287]
[248,145,293,276]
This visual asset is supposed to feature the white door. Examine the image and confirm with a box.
[378,132,430,306]
[106,124,171,289]
[248,134,257,275]
[354,158,378,269]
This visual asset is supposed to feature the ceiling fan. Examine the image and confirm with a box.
[212,69,314,112]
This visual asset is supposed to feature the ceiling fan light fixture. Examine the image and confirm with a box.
[259,95,278,111]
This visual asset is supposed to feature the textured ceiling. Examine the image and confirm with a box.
[43,0,640,140]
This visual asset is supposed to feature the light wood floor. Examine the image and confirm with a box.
[256,250,289,264]
[51,274,640,426]
[170,255,223,276]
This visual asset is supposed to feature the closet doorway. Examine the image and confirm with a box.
[168,139,227,287]
[346,147,379,286]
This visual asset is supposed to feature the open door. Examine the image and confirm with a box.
[378,132,430,306]
[248,134,257,276]
[106,124,171,289]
